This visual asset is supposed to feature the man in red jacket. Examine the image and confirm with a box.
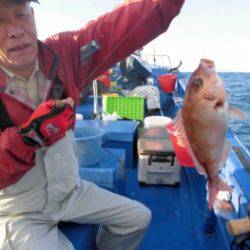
[0,0,184,249]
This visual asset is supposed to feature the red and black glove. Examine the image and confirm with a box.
[20,100,75,147]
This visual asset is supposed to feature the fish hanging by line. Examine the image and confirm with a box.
[173,59,246,210]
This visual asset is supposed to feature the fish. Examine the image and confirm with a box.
[173,59,245,210]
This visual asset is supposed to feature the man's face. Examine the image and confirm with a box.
[0,1,38,75]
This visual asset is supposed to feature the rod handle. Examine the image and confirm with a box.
[227,217,250,236]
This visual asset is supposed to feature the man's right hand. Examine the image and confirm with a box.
[20,98,75,147]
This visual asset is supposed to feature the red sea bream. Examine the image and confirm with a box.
[173,59,245,210]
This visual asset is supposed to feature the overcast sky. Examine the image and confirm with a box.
[33,0,250,72]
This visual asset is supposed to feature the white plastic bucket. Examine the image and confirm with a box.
[144,116,172,129]
[74,126,105,167]
[75,113,84,120]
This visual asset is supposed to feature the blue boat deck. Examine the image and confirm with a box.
[126,168,218,250]
[61,166,224,250]
[61,168,221,250]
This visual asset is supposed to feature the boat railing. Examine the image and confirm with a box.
[143,53,172,68]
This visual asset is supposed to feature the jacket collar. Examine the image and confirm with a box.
[37,40,60,81]
[0,69,7,92]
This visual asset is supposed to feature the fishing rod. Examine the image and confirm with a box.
[83,1,168,119]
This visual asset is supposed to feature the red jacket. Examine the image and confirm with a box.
[0,0,184,189]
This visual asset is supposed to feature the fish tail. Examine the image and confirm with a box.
[207,176,232,210]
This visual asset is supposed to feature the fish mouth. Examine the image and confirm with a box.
[200,59,215,68]
[200,59,215,74]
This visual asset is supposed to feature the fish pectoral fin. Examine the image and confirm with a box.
[172,110,188,146]
[228,105,247,120]
[173,110,206,174]
[219,140,232,169]
[185,146,206,175]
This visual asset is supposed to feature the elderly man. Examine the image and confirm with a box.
[0,0,184,249]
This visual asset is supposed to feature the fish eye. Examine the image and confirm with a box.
[193,77,203,86]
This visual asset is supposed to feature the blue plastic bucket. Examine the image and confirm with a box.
[74,125,105,167]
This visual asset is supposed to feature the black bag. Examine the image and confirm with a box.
[130,55,152,79]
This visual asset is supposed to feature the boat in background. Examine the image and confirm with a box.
[60,55,250,250]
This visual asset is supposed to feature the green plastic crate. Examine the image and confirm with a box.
[103,96,144,121]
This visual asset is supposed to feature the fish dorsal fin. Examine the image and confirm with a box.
[173,111,206,175]
[219,140,231,169]
[228,105,247,120]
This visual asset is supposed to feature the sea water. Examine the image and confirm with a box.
[220,73,250,151]
[183,72,250,151]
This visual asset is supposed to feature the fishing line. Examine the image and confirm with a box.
[181,169,214,218]
[181,71,189,88]
[145,167,218,238]
[149,185,216,238]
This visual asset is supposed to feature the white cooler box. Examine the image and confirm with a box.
[137,127,180,186]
